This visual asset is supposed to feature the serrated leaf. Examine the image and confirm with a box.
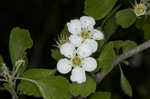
[51,49,64,61]
[70,76,96,97]
[112,40,124,50]
[84,0,117,20]
[116,9,136,28]
[104,16,118,41]
[9,27,33,67]
[120,67,132,97]
[17,69,56,97]
[143,24,150,40]
[37,76,71,99]
[90,92,111,99]
[112,40,137,53]
[97,43,115,73]
[122,40,137,53]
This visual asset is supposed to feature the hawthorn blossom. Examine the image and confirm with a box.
[131,0,150,16]
[133,3,147,16]
[57,42,97,84]
[67,16,104,49]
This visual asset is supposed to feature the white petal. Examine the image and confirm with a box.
[67,19,82,35]
[57,58,72,74]
[82,57,97,72]
[69,35,83,47]
[70,67,86,84]
[83,39,98,53]
[80,16,95,31]
[60,42,76,58]
[77,43,93,58]
[91,29,104,40]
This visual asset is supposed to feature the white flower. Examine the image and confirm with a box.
[57,59,72,74]
[57,42,97,84]
[67,16,104,50]
[83,39,98,53]
[91,29,104,40]
[60,42,76,58]
[82,57,97,72]
[77,42,93,58]
[133,3,147,16]
[69,35,83,47]
[67,19,82,35]
[70,67,86,84]
[80,16,95,31]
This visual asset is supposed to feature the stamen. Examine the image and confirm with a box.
[81,29,91,39]
[71,56,82,67]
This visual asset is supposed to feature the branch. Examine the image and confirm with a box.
[76,40,150,99]
[95,40,150,84]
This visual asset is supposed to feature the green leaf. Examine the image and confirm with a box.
[143,24,150,40]
[84,0,117,20]
[0,55,4,63]
[60,24,70,36]
[116,9,136,28]
[121,61,129,66]
[135,17,145,29]
[51,49,64,61]
[103,16,118,41]
[70,76,96,97]
[112,40,137,53]
[112,40,124,50]
[17,69,56,97]
[90,92,111,99]
[37,76,71,99]
[97,42,115,73]
[120,67,132,97]
[122,40,137,53]
[9,27,33,67]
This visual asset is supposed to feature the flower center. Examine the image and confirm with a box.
[134,3,147,16]
[81,29,91,39]
[71,56,82,67]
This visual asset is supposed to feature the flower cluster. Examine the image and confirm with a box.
[56,16,104,84]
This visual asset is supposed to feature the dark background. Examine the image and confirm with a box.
[0,0,150,99]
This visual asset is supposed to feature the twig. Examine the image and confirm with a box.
[75,40,150,99]
[95,40,150,84]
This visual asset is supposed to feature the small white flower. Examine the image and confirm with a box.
[57,58,72,74]
[82,57,97,72]
[91,29,104,40]
[80,16,95,31]
[57,42,97,83]
[83,39,98,53]
[133,3,147,16]
[69,35,83,47]
[77,42,93,58]
[60,42,76,58]
[70,67,86,84]
[67,19,82,35]
[67,16,104,49]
